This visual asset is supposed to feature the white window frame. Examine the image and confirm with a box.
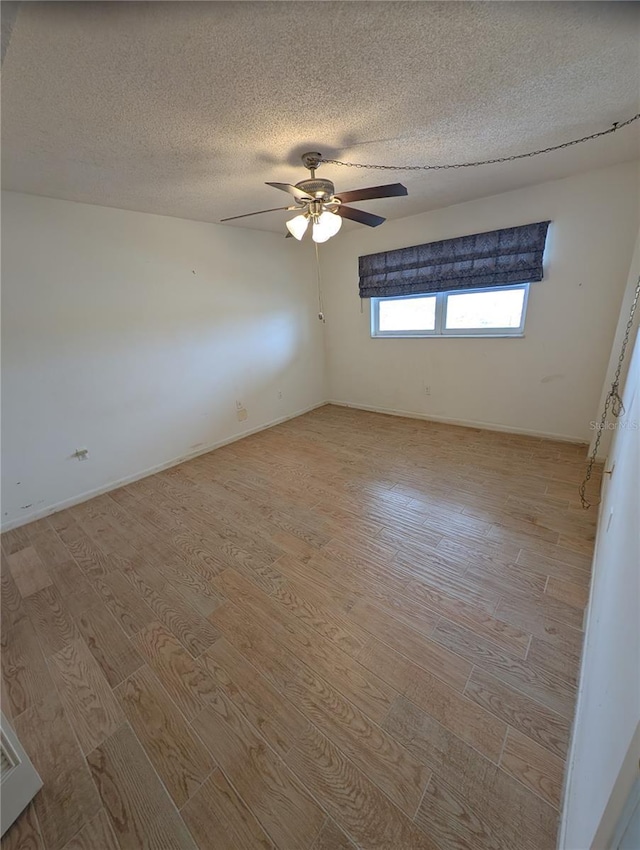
[370,283,530,339]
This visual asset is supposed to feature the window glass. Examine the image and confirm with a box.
[378,296,436,332]
[444,288,526,330]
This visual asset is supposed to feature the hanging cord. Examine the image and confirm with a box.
[315,242,325,323]
[321,115,640,172]
[579,276,640,509]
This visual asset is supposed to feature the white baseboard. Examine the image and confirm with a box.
[327,399,588,446]
[0,401,328,532]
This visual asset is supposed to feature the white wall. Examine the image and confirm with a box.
[321,161,640,442]
[1,192,325,529]
[591,227,640,458]
[559,324,640,850]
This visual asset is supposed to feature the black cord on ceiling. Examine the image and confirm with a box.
[321,114,640,172]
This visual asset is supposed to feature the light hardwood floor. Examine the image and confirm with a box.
[1,405,599,850]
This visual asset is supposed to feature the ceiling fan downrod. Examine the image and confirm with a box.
[295,153,336,204]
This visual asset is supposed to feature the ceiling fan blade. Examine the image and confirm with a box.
[337,206,386,227]
[220,206,296,222]
[266,182,313,201]
[335,183,408,204]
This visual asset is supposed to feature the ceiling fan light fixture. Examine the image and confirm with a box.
[286,214,309,240]
[312,210,342,243]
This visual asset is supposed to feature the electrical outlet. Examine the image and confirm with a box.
[277,391,283,399]
[235,400,243,410]
[424,385,431,396]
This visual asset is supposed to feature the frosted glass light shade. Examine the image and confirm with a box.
[286,214,309,240]
[312,211,343,243]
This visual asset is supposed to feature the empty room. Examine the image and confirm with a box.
[1,2,639,849]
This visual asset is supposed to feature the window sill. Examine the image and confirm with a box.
[371,333,526,339]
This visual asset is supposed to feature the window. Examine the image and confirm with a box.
[371,283,529,338]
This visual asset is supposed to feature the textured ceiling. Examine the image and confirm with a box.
[2,1,639,233]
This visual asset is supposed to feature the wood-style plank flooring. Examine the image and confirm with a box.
[1,405,599,850]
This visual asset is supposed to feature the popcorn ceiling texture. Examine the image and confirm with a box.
[2,1,639,232]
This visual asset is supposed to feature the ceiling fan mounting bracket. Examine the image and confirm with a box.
[301,151,323,171]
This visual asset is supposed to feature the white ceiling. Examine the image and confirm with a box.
[2,1,639,234]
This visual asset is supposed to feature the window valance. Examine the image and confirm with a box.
[358,221,550,299]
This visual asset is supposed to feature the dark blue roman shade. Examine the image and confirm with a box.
[358,221,550,299]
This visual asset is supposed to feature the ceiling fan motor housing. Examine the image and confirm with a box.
[295,178,336,201]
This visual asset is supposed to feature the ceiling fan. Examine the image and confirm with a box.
[221,151,408,242]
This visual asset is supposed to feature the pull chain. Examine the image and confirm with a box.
[579,276,640,509]
[315,242,325,323]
